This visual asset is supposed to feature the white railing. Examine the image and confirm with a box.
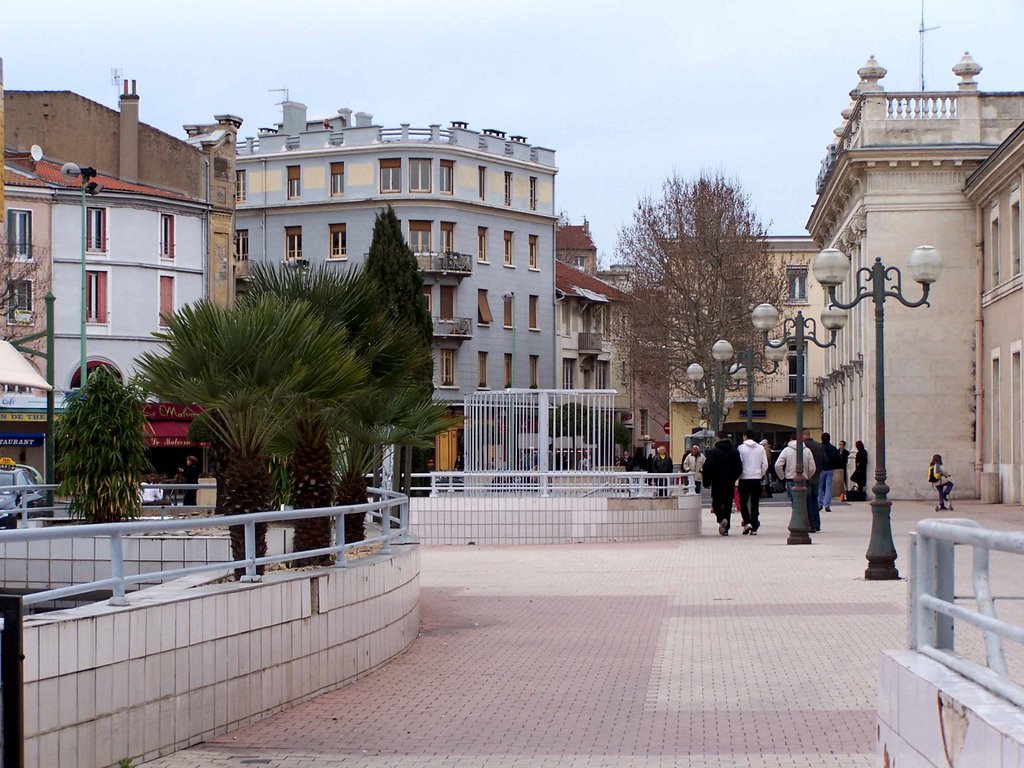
[909,518,1024,708]
[886,93,958,120]
[425,470,696,497]
[0,488,408,607]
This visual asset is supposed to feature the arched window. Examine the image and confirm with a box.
[70,362,122,390]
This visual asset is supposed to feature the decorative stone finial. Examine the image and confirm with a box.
[857,55,887,93]
[953,51,982,91]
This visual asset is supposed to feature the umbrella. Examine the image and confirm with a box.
[0,340,52,390]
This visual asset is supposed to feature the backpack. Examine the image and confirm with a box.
[928,465,939,483]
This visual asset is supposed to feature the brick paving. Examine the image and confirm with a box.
[141,499,1023,768]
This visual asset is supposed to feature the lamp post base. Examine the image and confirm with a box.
[865,484,900,580]
[787,531,813,546]
[864,560,900,580]
[787,479,813,546]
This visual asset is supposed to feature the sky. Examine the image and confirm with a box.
[3,0,1023,264]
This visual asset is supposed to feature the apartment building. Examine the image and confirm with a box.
[234,103,559,469]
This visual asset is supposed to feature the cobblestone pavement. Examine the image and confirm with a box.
[141,499,1023,768]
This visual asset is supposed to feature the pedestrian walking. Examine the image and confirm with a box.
[837,440,851,501]
[928,454,954,510]
[737,430,769,535]
[682,445,705,493]
[801,430,825,532]
[818,433,841,513]
[181,455,201,507]
[850,440,868,495]
[774,434,816,514]
[651,445,674,497]
[702,431,742,536]
[759,439,773,498]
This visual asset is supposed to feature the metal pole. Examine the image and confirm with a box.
[0,594,25,768]
[79,184,88,389]
[44,293,55,494]
[788,313,812,545]
[865,259,899,579]
[746,347,755,433]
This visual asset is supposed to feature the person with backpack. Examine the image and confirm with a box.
[928,454,954,510]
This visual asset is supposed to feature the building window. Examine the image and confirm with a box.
[786,343,806,395]
[504,353,513,388]
[159,275,174,328]
[503,231,513,266]
[504,171,512,206]
[285,226,302,261]
[6,280,32,324]
[439,285,455,320]
[159,214,175,259]
[330,162,345,196]
[329,223,347,259]
[86,271,108,323]
[380,158,401,193]
[478,166,486,200]
[287,165,301,199]
[786,266,807,302]
[529,176,537,211]
[235,170,246,203]
[596,360,610,389]
[1013,201,1022,276]
[6,210,32,260]
[529,355,539,388]
[235,229,249,261]
[503,293,513,328]
[529,235,538,269]
[422,286,432,313]
[441,222,455,253]
[477,227,488,262]
[410,159,431,193]
[529,295,539,329]
[478,351,488,389]
[992,356,1001,465]
[477,290,493,325]
[440,349,456,387]
[86,207,107,252]
[562,358,575,389]
[440,160,454,194]
[409,221,432,254]
[991,215,1001,286]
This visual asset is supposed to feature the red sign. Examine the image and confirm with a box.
[663,421,671,434]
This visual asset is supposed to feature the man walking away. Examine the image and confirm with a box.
[774,434,816,505]
[738,430,769,535]
[818,433,841,513]
[801,429,825,533]
[702,431,742,536]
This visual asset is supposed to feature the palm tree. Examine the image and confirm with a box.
[137,296,366,571]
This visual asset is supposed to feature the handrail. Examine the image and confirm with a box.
[909,518,1024,708]
[426,470,697,498]
[0,488,409,607]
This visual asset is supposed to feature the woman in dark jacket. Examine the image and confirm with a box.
[851,440,868,492]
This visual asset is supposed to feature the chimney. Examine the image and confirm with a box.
[355,111,373,127]
[281,101,307,136]
[337,108,353,127]
[119,79,140,182]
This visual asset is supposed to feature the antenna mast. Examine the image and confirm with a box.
[919,1,940,91]
[270,87,290,104]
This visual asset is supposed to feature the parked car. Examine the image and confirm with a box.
[0,463,47,511]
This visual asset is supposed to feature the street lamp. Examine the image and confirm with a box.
[687,340,736,435]
[812,245,942,580]
[60,162,100,389]
[730,348,780,432]
[753,302,847,545]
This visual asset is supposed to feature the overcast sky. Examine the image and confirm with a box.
[3,0,1022,262]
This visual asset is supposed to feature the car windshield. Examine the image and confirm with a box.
[0,473,15,487]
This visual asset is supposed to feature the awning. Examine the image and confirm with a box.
[145,420,198,448]
[0,340,52,390]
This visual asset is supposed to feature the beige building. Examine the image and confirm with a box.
[808,53,1024,500]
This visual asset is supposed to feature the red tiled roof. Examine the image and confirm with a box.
[3,167,50,188]
[556,260,624,301]
[556,224,597,251]
[3,152,191,201]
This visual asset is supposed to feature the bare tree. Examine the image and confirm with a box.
[0,237,50,346]
[614,172,787,405]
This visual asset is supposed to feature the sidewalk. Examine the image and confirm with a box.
[141,498,1023,768]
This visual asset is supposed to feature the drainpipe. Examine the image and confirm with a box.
[975,204,984,495]
[261,158,268,261]
[203,158,211,300]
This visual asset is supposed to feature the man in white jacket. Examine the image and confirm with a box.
[774,435,816,513]
[737,430,769,535]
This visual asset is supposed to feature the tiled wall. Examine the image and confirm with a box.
[20,544,420,767]
[409,495,702,545]
[0,529,291,591]
[878,650,1024,766]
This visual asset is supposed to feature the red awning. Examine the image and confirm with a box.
[145,420,198,448]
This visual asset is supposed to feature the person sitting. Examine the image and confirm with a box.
[140,476,164,506]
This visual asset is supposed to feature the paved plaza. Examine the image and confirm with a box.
[141,498,1024,768]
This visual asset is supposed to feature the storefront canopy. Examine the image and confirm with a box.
[0,341,52,391]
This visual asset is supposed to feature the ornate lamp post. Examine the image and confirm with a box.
[812,245,943,580]
[752,302,848,544]
[686,339,736,436]
[729,349,780,432]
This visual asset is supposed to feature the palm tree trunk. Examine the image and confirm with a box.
[337,468,369,544]
[289,429,336,566]
[219,451,272,578]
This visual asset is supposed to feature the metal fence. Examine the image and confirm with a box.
[425,470,696,497]
[909,518,1024,708]
[463,389,618,474]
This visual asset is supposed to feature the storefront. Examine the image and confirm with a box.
[143,403,205,478]
[0,395,55,476]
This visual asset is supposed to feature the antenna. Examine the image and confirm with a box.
[110,67,122,90]
[918,0,940,91]
[270,87,290,104]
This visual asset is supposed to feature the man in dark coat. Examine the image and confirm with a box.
[702,432,742,535]
[651,445,674,497]
[802,429,826,533]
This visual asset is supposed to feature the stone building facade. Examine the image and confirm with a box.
[234,103,559,469]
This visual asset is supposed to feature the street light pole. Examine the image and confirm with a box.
[812,246,943,580]
[61,162,99,389]
[753,303,847,545]
[731,347,779,433]
[687,340,735,438]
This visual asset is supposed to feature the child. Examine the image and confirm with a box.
[928,454,953,510]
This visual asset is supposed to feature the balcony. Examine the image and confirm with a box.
[577,332,604,354]
[433,316,473,340]
[234,259,251,280]
[416,251,473,277]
